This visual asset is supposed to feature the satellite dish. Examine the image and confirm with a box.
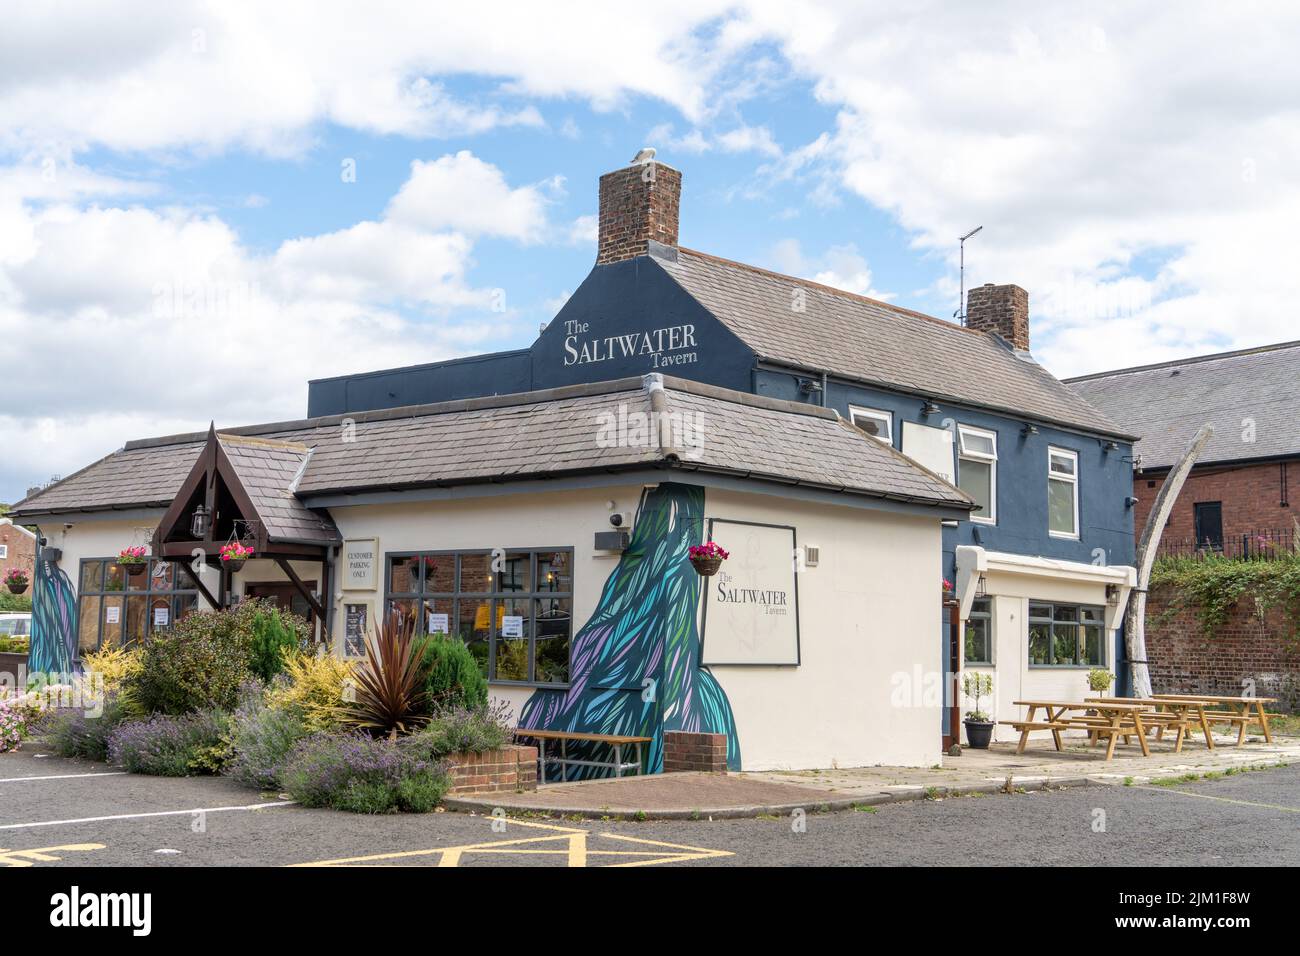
[631,147,656,165]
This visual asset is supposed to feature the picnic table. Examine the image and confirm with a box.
[1003,700,1154,761]
[513,728,653,784]
[1153,694,1276,745]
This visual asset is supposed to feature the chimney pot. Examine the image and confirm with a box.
[596,157,681,265]
[966,283,1030,350]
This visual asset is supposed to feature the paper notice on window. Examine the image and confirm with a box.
[153,607,170,627]
[104,606,121,625]
[426,612,449,635]
[501,615,525,638]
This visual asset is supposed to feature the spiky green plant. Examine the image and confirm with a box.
[346,612,429,738]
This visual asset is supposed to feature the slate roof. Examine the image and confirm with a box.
[12,376,973,519]
[216,435,340,545]
[1065,340,1300,471]
[656,247,1133,440]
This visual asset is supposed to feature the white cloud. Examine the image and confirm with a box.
[768,239,890,300]
[385,152,552,243]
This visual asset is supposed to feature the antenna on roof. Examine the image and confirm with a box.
[955,225,983,325]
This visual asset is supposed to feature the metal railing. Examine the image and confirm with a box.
[1155,527,1296,561]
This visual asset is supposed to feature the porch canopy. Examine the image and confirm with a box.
[152,424,341,618]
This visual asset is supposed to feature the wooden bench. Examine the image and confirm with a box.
[1002,700,1153,760]
[1084,697,1195,752]
[513,728,653,783]
[1153,694,1277,745]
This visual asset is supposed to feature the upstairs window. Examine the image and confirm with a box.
[1048,447,1080,538]
[849,406,893,444]
[957,425,997,523]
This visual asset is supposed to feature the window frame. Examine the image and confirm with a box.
[384,548,574,688]
[75,557,199,655]
[1047,446,1080,539]
[1027,600,1106,668]
[963,597,994,665]
[848,405,893,444]
[956,424,998,525]
[0,544,8,559]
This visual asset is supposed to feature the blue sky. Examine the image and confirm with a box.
[2,3,1297,503]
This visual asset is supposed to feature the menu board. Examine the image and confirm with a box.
[344,603,369,658]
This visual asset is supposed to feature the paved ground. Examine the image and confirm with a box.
[2,748,1296,866]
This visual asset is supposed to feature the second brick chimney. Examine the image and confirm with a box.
[596,158,681,265]
[966,283,1030,351]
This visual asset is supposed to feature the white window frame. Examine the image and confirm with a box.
[0,544,7,559]
[848,405,893,444]
[957,424,998,524]
[1048,446,1080,539]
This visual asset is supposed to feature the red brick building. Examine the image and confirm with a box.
[0,517,37,587]
[1067,341,1298,556]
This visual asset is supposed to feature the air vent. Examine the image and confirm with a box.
[803,544,820,567]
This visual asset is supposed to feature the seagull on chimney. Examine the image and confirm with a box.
[631,147,656,165]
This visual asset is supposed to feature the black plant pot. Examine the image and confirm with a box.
[223,559,246,573]
[6,582,28,595]
[964,719,994,749]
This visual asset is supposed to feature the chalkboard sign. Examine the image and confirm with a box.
[344,603,369,658]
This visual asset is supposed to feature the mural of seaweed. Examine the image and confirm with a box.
[28,558,78,678]
[520,482,740,777]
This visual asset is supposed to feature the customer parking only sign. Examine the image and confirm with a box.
[701,520,800,666]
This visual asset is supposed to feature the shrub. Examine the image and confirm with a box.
[81,643,142,692]
[346,613,429,737]
[280,732,449,814]
[225,696,311,790]
[0,635,30,654]
[0,591,32,613]
[107,711,231,776]
[418,634,488,713]
[0,699,26,752]
[266,650,354,731]
[401,701,513,761]
[42,694,130,761]
[248,608,307,682]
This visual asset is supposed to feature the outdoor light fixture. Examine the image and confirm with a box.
[1106,583,1121,605]
[975,574,987,598]
[920,400,940,417]
[190,504,209,539]
[1104,440,1119,452]
[1021,423,1038,437]
[798,377,823,395]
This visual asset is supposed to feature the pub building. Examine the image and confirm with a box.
[12,154,1137,770]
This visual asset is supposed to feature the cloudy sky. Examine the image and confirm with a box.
[3,2,1298,502]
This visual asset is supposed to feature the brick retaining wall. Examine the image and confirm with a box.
[1147,585,1300,712]
[446,745,538,794]
[663,731,728,773]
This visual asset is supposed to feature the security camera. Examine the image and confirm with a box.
[609,512,625,528]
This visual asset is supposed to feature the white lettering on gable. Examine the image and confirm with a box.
[562,320,698,369]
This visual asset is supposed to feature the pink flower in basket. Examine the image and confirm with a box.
[688,541,730,560]
[118,546,149,565]
[3,568,28,586]
[220,542,255,563]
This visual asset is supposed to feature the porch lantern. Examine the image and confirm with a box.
[1105,583,1120,605]
[190,504,210,539]
[975,574,987,598]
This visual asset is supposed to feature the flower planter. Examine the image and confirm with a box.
[963,719,994,749]
[123,562,147,580]
[5,582,28,595]
[222,558,246,573]
[690,554,724,577]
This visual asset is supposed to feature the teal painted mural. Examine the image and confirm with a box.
[28,558,78,678]
[519,482,741,776]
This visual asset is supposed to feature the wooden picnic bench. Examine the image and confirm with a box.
[513,728,653,784]
[1001,700,1153,761]
[1084,696,1198,752]
[1153,694,1276,745]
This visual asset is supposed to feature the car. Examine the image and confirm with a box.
[0,612,32,637]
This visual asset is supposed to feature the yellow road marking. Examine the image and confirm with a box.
[1130,784,1300,813]
[0,842,106,867]
[292,818,731,868]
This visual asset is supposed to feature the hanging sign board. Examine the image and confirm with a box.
[701,520,800,666]
[343,538,379,591]
[344,602,370,658]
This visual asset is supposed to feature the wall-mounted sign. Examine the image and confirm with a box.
[343,538,378,591]
[901,421,955,484]
[701,520,800,666]
[427,611,449,636]
[344,602,370,658]
[501,615,525,639]
[561,320,699,371]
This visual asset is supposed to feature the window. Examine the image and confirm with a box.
[0,617,30,636]
[849,406,893,443]
[76,558,199,654]
[386,549,573,686]
[964,598,992,664]
[0,544,8,559]
[1028,601,1105,667]
[957,425,997,523]
[1048,447,1079,538]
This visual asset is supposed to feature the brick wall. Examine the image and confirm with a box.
[446,745,538,794]
[0,519,36,588]
[663,731,728,773]
[1134,460,1294,547]
[596,161,681,264]
[1146,584,1300,712]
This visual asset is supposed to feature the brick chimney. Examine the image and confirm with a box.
[966,283,1030,350]
[596,157,681,264]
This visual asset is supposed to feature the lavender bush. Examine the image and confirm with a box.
[107,711,231,776]
[280,731,450,813]
[400,700,513,762]
[225,694,310,789]
[42,693,129,761]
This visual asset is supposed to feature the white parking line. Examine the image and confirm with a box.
[0,772,128,784]
[0,801,297,831]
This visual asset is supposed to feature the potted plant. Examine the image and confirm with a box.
[1088,668,1116,697]
[962,671,995,749]
[942,577,956,602]
[688,541,729,576]
[4,568,29,595]
[118,546,149,579]
[220,541,255,572]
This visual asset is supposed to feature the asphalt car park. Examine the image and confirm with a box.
[1,750,1296,867]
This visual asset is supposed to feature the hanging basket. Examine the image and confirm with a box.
[5,581,28,595]
[124,562,148,579]
[690,554,724,577]
[222,558,247,573]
